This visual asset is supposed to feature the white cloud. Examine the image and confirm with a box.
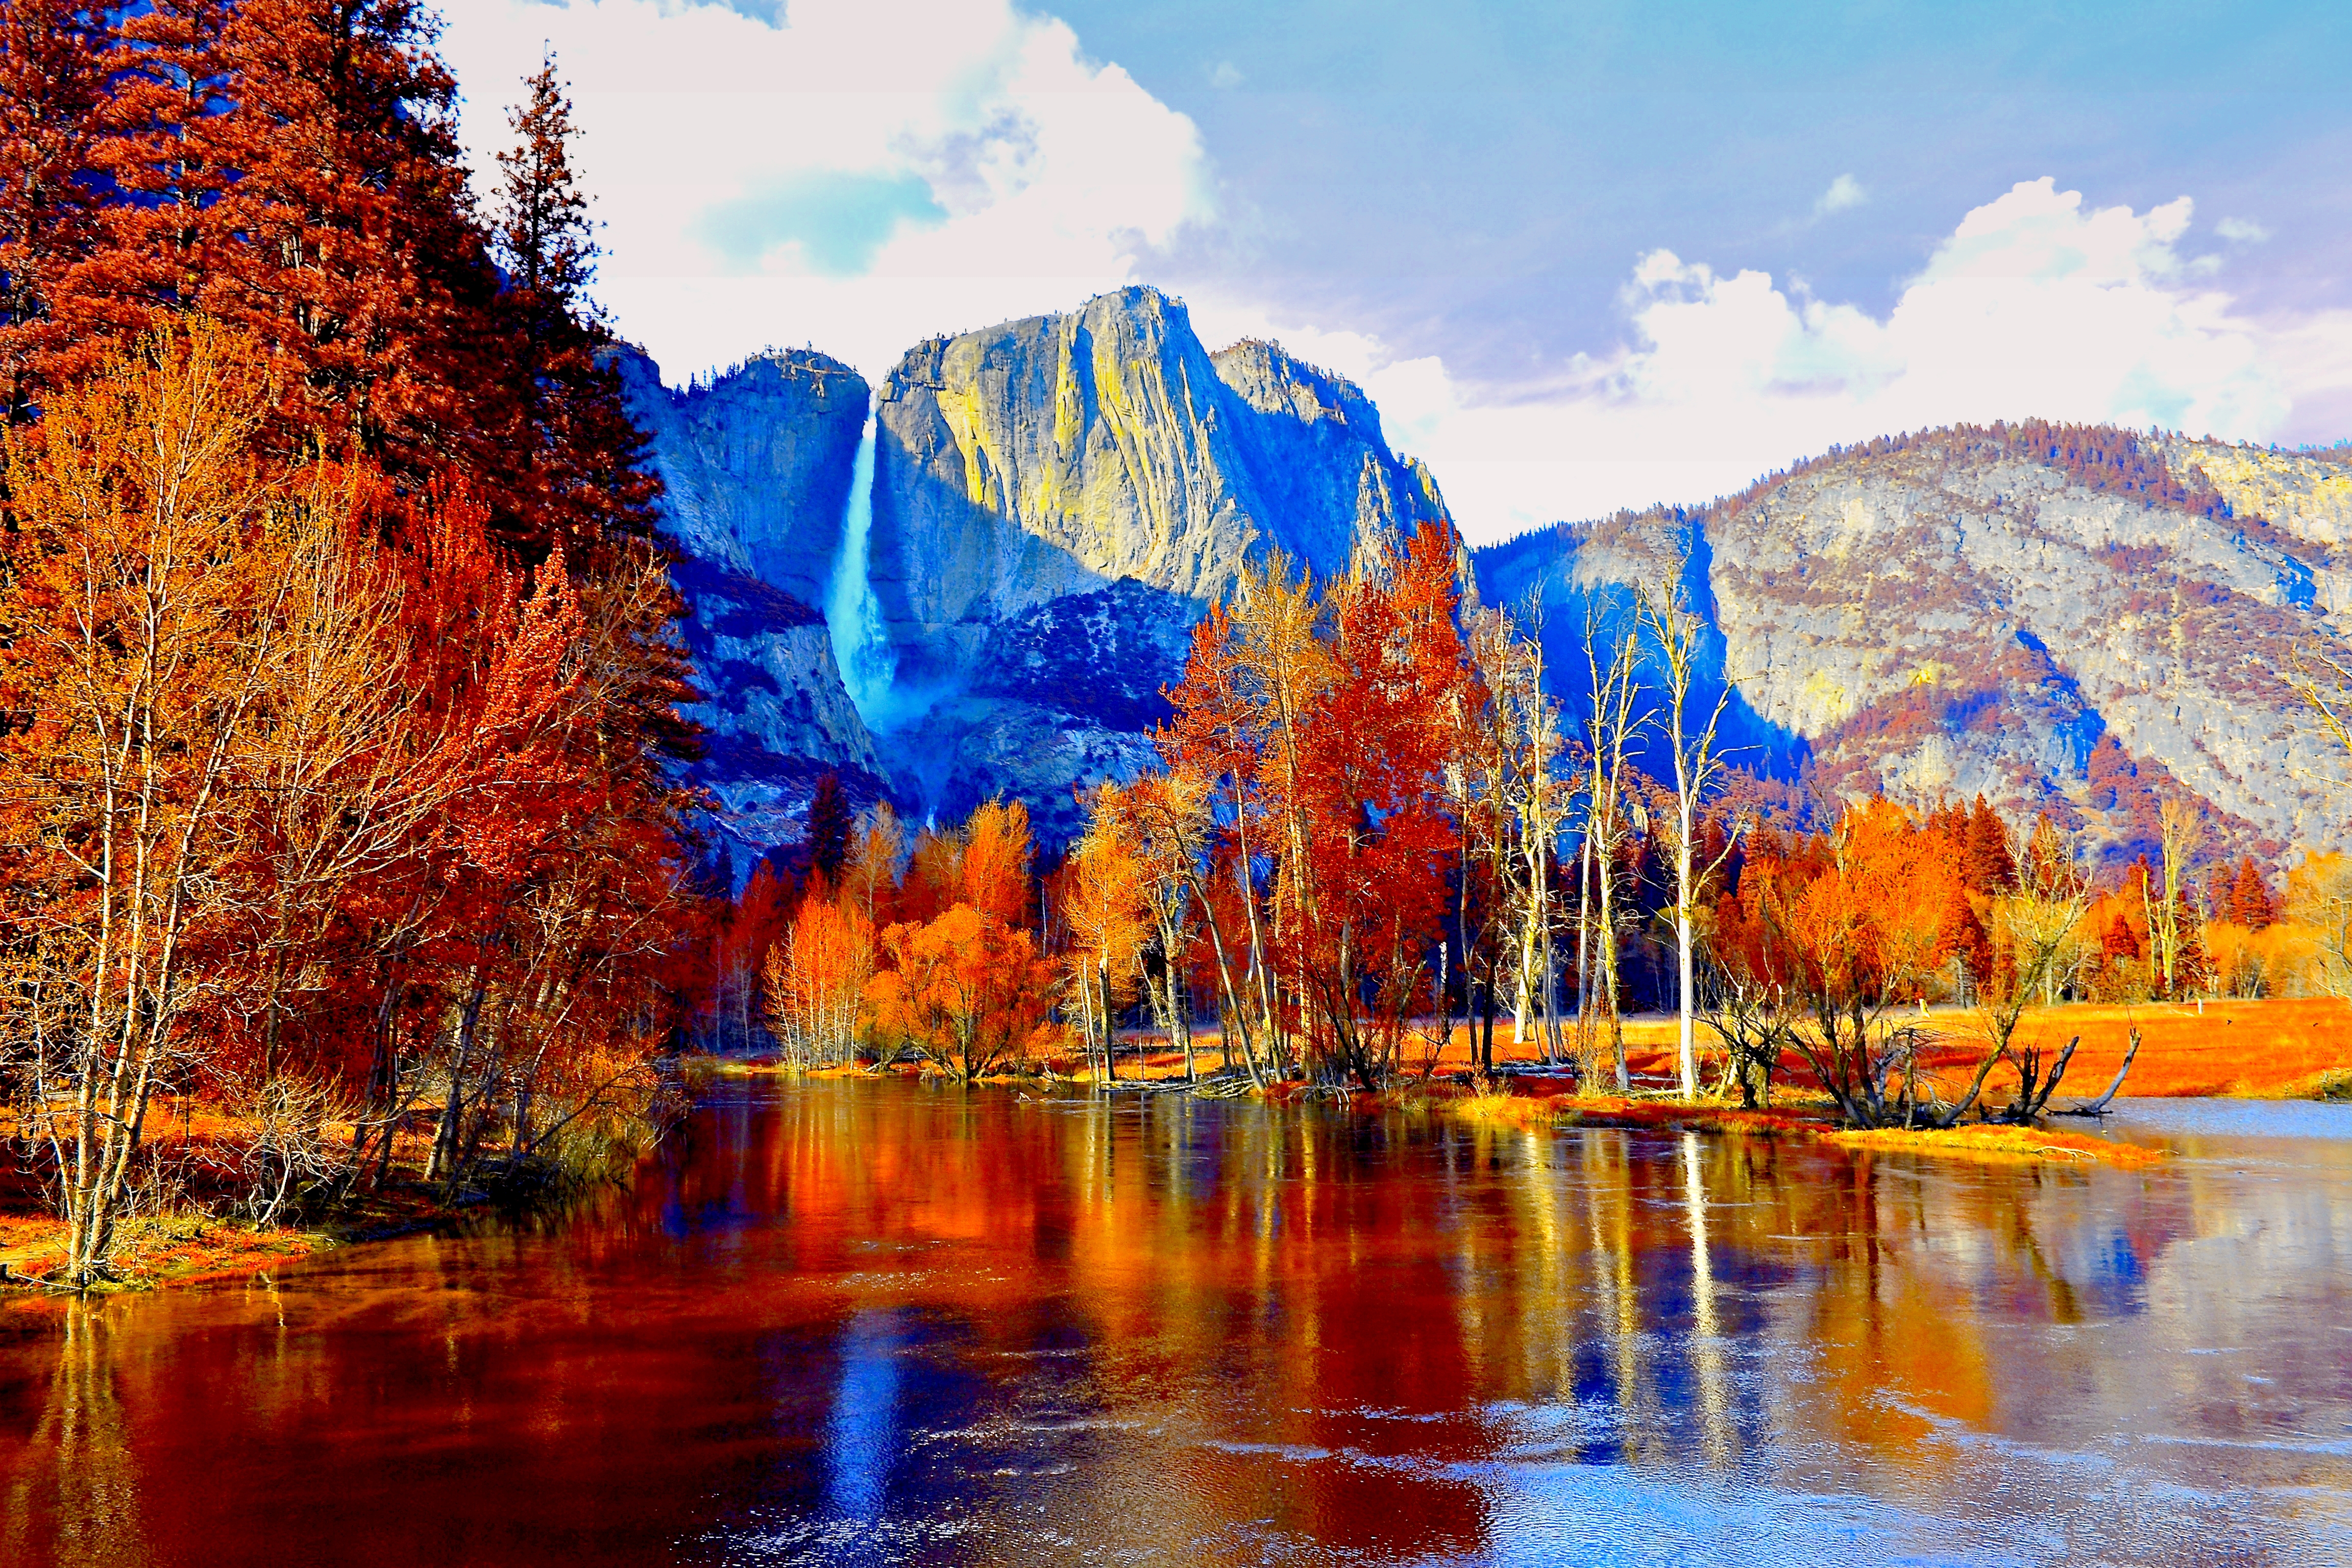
[2217,216,2271,244]
[429,9,2345,547]
[1209,60,1243,89]
[438,0,1214,384]
[1197,179,2343,542]
[1814,174,1866,216]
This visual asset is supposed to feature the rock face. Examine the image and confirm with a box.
[615,348,885,876]
[1478,427,2352,865]
[626,287,1452,856]
[863,287,1451,840]
[625,288,2350,876]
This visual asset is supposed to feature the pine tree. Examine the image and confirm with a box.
[2230,856,2275,929]
[85,0,237,349]
[483,47,661,564]
[806,770,854,886]
[492,51,596,333]
[0,0,111,420]
[1962,795,2016,893]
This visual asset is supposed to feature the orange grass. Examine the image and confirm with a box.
[1996,998,2352,1099]
[1828,1124,2164,1168]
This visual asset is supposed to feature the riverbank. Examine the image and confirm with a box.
[17,1016,2307,1296]
[699,996,2352,1106]
[0,1089,661,1293]
[0,1180,460,1293]
[70,996,2339,1290]
[991,995,2352,1101]
[684,1052,2173,1168]
[679,996,2352,1175]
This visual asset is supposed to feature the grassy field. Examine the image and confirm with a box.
[1083,996,2352,1102]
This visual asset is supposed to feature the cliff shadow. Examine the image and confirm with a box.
[1475,510,1810,796]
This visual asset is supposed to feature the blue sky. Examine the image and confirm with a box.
[440,0,2352,540]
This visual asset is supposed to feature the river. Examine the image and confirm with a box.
[4,1080,2348,1565]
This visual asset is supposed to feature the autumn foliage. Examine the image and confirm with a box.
[0,10,702,1285]
[756,799,1055,1080]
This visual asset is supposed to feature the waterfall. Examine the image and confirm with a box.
[824,398,897,722]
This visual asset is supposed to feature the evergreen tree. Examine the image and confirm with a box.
[483,46,663,562]
[1962,795,2016,893]
[0,0,110,420]
[807,771,854,886]
[2230,856,2275,929]
[492,51,596,332]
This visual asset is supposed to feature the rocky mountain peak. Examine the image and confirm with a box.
[1208,338,1383,438]
[621,288,2350,882]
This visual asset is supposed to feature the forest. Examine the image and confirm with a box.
[0,2,703,1287]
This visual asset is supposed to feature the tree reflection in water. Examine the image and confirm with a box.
[2,1079,2347,1565]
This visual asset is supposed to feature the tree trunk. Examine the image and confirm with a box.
[430,960,493,1184]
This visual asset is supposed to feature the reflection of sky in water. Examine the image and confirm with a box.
[6,1080,2350,1566]
[821,1310,898,1524]
[2107,1095,2352,1140]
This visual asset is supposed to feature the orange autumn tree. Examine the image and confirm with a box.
[1725,800,1992,1128]
[1262,524,1467,1089]
[869,906,1055,1082]
[864,799,1056,1080]
[0,14,708,1281]
[1133,522,1472,1091]
[0,324,398,1281]
[1157,600,1286,1081]
[1062,788,1153,1079]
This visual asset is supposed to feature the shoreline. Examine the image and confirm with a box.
[0,1172,586,1296]
[698,996,2352,1102]
[685,1056,2188,1170]
[21,1007,2345,1297]
[0,1111,658,1297]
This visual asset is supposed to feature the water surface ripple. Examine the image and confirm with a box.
[4,1082,2347,1565]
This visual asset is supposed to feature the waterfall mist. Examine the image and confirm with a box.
[824,398,898,724]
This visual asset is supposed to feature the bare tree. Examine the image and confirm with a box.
[2146,798,2203,999]
[1638,584,1742,1099]
[1578,603,1652,1090]
[1469,605,1572,1064]
[2287,641,2352,758]
[1972,816,2096,1123]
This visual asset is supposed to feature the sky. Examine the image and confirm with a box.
[437,0,2352,544]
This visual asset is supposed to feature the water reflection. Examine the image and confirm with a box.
[821,1309,899,1525]
[1,1081,2347,1565]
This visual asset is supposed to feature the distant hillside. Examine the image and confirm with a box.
[1477,422,2352,868]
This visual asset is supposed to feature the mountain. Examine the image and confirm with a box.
[623,285,2352,877]
[1476,425,2352,866]
[620,286,1452,871]
[615,347,886,871]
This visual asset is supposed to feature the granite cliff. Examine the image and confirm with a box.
[614,347,887,873]
[622,286,2349,876]
[622,287,1452,868]
[864,287,1451,838]
[1476,426,2352,865]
